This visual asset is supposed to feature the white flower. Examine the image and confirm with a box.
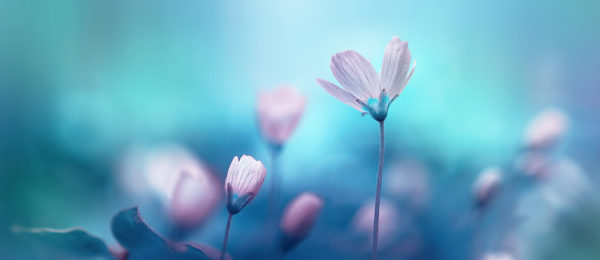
[317,36,415,121]
[224,155,267,214]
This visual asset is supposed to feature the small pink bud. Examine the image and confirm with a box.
[280,192,324,248]
[224,155,267,214]
[524,108,568,150]
[473,167,502,209]
[257,86,307,145]
[352,199,400,248]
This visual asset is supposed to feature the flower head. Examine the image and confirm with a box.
[317,36,416,121]
[473,167,502,209]
[126,144,221,229]
[279,192,324,251]
[524,108,568,150]
[224,155,267,214]
[257,86,307,146]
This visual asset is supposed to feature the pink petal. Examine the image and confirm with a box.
[316,78,365,112]
[256,86,307,145]
[381,37,412,97]
[280,192,324,238]
[330,50,381,99]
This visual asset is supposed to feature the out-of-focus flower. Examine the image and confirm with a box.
[385,159,429,209]
[523,108,568,150]
[119,144,221,229]
[225,155,267,214]
[352,199,400,248]
[317,36,416,121]
[257,86,307,146]
[473,167,502,210]
[279,192,324,251]
[482,251,514,260]
[516,151,551,179]
[516,158,593,259]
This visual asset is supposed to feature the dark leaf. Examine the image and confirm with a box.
[13,225,115,260]
[111,207,211,260]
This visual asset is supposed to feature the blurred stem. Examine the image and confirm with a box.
[265,145,282,259]
[372,120,385,260]
[221,213,233,260]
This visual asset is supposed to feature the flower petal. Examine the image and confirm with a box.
[330,50,381,99]
[381,37,412,97]
[316,78,365,112]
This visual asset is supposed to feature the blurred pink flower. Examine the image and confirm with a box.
[121,144,221,229]
[385,159,429,209]
[473,167,502,209]
[224,155,267,214]
[257,86,307,146]
[352,199,400,249]
[280,192,324,240]
[524,108,568,150]
[317,36,416,121]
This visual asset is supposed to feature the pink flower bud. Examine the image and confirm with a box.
[169,170,221,229]
[524,108,568,150]
[136,145,221,229]
[257,86,307,145]
[473,167,502,209]
[224,155,267,214]
[280,193,324,244]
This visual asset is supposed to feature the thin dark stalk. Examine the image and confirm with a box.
[264,146,281,259]
[372,120,385,260]
[220,213,233,260]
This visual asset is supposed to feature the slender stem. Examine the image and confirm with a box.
[264,147,281,259]
[372,120,385,260]
[220,213,233,260]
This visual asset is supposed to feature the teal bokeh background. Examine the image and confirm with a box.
[1,0,599,259]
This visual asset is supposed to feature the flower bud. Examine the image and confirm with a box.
[279,192,324,251]
[224,155,267,214]
[524,108,568,150]
[257,86,307,146]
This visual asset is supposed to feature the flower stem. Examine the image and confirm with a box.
[264,146,281,258]
[372,120,385,260]
[220,213,233,260]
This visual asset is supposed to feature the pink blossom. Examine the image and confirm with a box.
[280,192,324,239]
[257,86,307,145]
[317,36,416,121]
[524,108,568,150]
[125,144,221,228]
[224,155,267,214]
